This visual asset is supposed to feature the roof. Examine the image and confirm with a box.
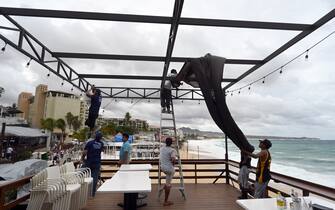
[1,126,48,137]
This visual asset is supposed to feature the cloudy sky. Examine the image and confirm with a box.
[0,0,335,139]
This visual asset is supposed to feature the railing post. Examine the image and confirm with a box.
[0,188,5,209]
[0,123,5,159]
[195,163,197,184]
[302,190,310,197]
[225,134,230,184]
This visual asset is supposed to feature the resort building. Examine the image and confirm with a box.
[97,117,149,131]
[17,84,87,130]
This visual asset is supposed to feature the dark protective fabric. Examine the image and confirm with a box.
[175,54,254,152]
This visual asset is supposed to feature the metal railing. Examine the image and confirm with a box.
[1,159,334,210]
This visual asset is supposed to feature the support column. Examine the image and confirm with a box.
[225,134,230,184]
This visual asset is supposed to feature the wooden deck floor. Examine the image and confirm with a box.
[82,183,244,210]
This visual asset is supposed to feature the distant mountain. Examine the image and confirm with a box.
[178,127,320,140]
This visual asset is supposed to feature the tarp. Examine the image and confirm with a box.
[0,159,48,198]
[175,54,254,152]
[114,134,134,143]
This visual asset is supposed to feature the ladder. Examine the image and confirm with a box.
[158,101,186,200]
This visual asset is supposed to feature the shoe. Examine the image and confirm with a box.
[167,109,172,113]
[162,108,166,113]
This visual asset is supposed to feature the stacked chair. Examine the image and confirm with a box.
[27,162,92,210]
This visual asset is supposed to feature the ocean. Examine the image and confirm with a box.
[186,139,335,188]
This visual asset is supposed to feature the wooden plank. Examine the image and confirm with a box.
[82,184,243,210]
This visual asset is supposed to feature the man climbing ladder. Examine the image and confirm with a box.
[158,99,186,203]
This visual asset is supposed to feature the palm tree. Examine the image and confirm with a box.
[71,116,81,132]
[55,119,66,146]
[124,112,131,126]
[40,118,55,132]
[41,118,55,150]
[65,112,74,130]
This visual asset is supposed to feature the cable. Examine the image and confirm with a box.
[226,30,335,94]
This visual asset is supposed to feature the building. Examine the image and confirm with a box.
[97,117,149,131]
[17,92,33,121]
[17,84,87,130]
[1,125,48,156]
[44,90,86,128]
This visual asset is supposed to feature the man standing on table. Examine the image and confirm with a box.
[119,133,132,165]
[159,137,176,206]
[244,139,272,198]
[81,130,104,197]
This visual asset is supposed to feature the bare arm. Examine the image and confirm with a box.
[81,150,87,161]
[243,150,265,159]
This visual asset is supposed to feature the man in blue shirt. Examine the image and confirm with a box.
[119,133,132,165]
[81,131,104,196]
[85,85,102,135]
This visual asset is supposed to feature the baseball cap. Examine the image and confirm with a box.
[259,139,272,149]
[95,130,103,140]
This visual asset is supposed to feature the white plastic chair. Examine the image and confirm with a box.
[47,166,81,210]
[28,169,69,210]
[63,162,92,207]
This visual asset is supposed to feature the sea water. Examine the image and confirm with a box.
[186,139,335,188]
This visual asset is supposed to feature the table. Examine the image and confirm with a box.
[119,164,152,171]
[98,171,151,210]
[237,196,335,210]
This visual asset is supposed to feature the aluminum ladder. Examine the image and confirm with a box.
[158,101,186,200]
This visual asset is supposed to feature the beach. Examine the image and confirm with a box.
[181,139,335,188]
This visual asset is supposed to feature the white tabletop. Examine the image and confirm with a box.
[97,171,151,193]
[237,196,335,210]
[119,164,152,171]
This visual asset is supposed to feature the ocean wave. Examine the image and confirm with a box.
[186,140,335,188]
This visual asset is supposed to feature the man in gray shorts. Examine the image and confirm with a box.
[159,137,176,206]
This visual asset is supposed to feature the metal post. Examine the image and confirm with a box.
[225,134,230,184]
[0,123,5,159]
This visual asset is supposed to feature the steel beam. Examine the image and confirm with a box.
[0,15,93,93]
[161,0,184,89]
[52,52,263,65]
[96,86,204,100]
[0,7,312,31]
[224,8,335,90]
[79,74,238,82]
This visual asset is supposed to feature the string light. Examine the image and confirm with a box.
[61,80,64,86]
[231,92,233,96]
[26,58,32,68]
[148,99,150,102]
[238,90,241,94]
[181,100,183,103]
[198,100,200,104]
[115,99,117,102]
[71,86,74,91]
[47,71,50,77]
[225,30,335,96]
[1,43,7,52]
[131,99,133,104]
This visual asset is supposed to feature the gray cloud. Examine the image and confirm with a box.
[0,0,335,139]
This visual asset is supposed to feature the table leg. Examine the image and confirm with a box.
[123,193,138,210]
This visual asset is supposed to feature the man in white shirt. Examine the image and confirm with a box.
[6,146,13,160]
[159,137,176,206]
[161,69,178,113]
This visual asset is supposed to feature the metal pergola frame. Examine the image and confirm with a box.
[0,3,334,100]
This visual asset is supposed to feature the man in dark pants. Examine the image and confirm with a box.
[244,139,272,198]
[161,69,178,113]
[238,152,251,199]
[81,131,104,197]
[85,85,102,136]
